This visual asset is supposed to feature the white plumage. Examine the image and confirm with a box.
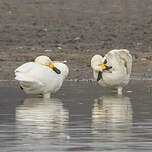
[91,49,132,95]
[15,56,69,98]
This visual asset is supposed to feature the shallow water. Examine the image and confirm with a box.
[0,80,152,152]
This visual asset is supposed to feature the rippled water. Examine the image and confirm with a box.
[0,80,152,151]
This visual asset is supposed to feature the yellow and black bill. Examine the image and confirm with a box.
[49,64,61,74]
[100,64,112,71]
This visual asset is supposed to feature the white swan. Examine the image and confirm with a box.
[15,56,69,98]
[91,49,132,95]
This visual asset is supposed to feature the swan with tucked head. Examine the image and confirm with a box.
[15,56,69,98]
[91,49,132,95]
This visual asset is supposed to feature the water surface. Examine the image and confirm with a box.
[0,80,152,151]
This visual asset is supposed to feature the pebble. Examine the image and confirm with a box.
[44,49,53,52]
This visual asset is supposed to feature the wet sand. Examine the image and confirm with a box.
[0,0,152,80]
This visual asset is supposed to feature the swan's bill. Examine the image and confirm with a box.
[100,64,106,70]
[49,64,61,74]
[97,64,112,81]
[100,64,112,73]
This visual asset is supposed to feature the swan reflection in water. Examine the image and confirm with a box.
[16,98,69,138]
[92,95,133,141]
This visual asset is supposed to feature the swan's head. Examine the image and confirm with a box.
[34,56,61,74]
[91,55,112,72]
[54,62,69,79]
[35,55,52,66]
[91,55,112,81]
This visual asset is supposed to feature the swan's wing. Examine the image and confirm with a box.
[53,62,69,79]
[15,62,62,93]
[15,62,59,83]
[15,63,45,92]
[30,67,62,93]
[15,62,38,82]
[117,49,132,75]
[15,62,43,84]
[15,62,35,73]
[109,49,132,75]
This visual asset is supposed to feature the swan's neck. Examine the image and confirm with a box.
[93,70,99,81]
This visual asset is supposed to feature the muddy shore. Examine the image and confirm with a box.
[0,0,152,81]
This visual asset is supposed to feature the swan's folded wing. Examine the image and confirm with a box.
[19,80,44,94]
[117,49,132,75]
[15,72,44,87]
[15,62,36,73]
[15,62,62,93]
[15,62,45,87]
[15,72,45,94]
[108,49,132,75]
